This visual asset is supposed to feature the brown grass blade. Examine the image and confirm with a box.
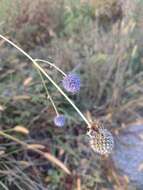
[40,151,71,175]
[13,126,29,135]
[27,144,45,150]
[77,176,81,190]
[23,77,33,87]
[12,95,31,100]
[0,131,71,175]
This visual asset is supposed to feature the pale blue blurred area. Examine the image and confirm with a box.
[113,124,143,189]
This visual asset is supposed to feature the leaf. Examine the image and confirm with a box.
[13,125,29,135]
[13,95,31,101]
[27,144,45,150]
[23,77,33,87]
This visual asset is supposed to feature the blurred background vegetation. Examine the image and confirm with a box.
[0,0,143,189]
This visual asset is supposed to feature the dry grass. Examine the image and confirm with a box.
[0,0,143,189]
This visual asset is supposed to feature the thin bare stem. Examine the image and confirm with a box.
[0,34,91,127]
[37,68,59,115]
[35,58,66,76]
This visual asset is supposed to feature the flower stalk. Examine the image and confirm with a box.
[35,58,66,76]
[0,34,91,128]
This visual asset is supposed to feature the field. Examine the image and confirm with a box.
[0,0,143,189]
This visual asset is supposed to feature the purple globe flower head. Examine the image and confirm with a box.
[54,115,65,127]
[62,73,80,94]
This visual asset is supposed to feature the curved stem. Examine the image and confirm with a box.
[35,58,66,77]
[0,34,91,128]
[37,68,59,115]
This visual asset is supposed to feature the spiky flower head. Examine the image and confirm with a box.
[87,128,114,155]
[62,73,80,94]
[54,115,65,127]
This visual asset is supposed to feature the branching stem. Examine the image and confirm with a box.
[0,34,91,127]
[35,58,66,76]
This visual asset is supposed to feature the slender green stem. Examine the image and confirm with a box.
[35,58,66,77]
[0,34,91,127]
[37,68,59,115]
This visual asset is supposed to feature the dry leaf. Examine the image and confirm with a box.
[59,148,65,156]
[13,95,31,100]
[19,160,30,166]
[123,175,130,183]
[27,144,45,150]
[0,150,5,156]
[77,177,81,190]
[0,105,5,111]
[23,77,33,87]
[13,125,29,134]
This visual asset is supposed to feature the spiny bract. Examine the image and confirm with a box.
[54,115,65,127]
[88,128,114,155]
[62,73,80,94]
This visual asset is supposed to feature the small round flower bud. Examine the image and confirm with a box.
[54,115,65,127]
[62,73,80,94]
[88,128,114,155]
